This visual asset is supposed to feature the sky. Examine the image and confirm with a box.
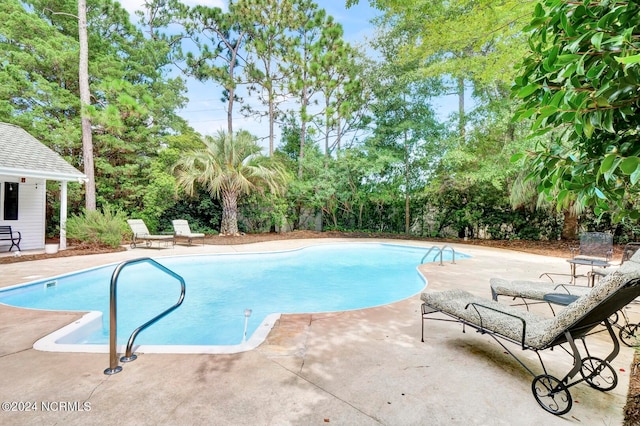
[118,1,465,149]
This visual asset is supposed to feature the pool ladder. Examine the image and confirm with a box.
[421,245,456,266]
[104,257,186,375]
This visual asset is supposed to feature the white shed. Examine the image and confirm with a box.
[0,122,86,252]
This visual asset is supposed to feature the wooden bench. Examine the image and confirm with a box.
[0,226,21,252]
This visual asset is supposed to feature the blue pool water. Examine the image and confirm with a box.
[0,243,464,346]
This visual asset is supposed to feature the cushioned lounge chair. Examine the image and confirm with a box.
[127,219,175,249]
[490,279,592,315]
[420,260,640,415]
[172,220,205,246]
[491,250,640,346]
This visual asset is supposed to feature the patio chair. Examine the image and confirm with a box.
[540,232,614,285]
[0,225,21,252]
[127,219,175,249]
[172,219,205,246]
[572,231,614,262]
[420,260,640,415]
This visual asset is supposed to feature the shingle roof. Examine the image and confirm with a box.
[0,122,86,182]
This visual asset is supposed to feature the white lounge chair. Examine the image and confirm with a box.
[127,219,174,249]
[172,220,205,246]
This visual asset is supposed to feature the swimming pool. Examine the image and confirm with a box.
[0,243,465,353]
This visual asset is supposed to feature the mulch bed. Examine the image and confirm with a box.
[625,352,640,424]
[0,231,581,264]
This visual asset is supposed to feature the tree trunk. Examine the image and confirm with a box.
[458,76,465,140]
[404,129,410,235]
[78,0,96,210]
[561,209,578,240]
[220,191,239,236]
[298,108,306,179]
[268,88,274,156]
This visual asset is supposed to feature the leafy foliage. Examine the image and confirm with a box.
[6,0,640,245]
[362,0,532,88]
[0,0,188,217]
[158,193,222,235]
[66,205,129,247]
[239,191,288,233]
[512,0,640,221]
[419,177,563,240]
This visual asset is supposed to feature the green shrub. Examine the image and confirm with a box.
[66,205,129,248]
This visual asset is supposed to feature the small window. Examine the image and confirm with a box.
[4,182,18,220]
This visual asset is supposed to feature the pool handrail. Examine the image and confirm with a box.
[104,257,186,375]
[421,245,456,266]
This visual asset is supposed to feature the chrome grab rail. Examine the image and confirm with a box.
[104,257,186,375]
[421,245,456,266]
[420,247,438,264]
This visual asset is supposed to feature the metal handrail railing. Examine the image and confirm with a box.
[438,245,456,265]
[420,246,439,264]
[104,257,186,375]
[421,245,456,266]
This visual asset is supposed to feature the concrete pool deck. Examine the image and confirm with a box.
[0,238,637,425]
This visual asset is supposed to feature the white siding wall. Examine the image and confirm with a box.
[0,175,46,251]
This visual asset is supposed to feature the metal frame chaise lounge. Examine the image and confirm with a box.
[171,219,205,246]
[491,249,640,346]
[490,278,591,314]
[127,219,175,249]
[420,260,640,415]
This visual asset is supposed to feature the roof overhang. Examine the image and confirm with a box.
[0,166,87,183]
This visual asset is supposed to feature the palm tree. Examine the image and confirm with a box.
[510,171,584,240]
[173,130,289,235]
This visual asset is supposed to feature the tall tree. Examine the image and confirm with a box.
[352,0,533,139]
[78,0,96,210]
[1,0,188,215]
[367,27,443,234]
[173,130,288,235]
[241,0,298,156]
[0,0,79,140]
[288,1,345,177]
[315,35,362,157]
[180,3,250,134]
